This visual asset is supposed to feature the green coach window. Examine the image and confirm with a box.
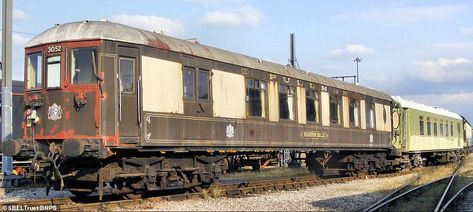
[446,122,449,137]
[440,120,444,136]
[426,117,431,136]
[419,116,425,135]
[451,122,454,137]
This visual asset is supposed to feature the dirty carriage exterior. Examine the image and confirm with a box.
[2,21,401,198]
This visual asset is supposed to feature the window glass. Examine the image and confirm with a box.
[26,52,42,89]
[349,98,359,127]
[330,95,342,125]
[246,79,266,117]
[458,123,461,138]
[183,67,194,99]
[440,120,444,136]
[426,117,431,136]
[198,70,209,100]
[451,122,454,137]
[306,90,320,123]
[71,47,98,84]
[419,116,424,135]
[119,58,134,93]
[433,120,438,136]
[279,85,295,120]
[366,102,375,129]
[446,122,449,137]
[46,56,61,88]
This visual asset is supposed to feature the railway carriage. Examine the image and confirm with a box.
[0,21,438,198]
[391,96,465,165]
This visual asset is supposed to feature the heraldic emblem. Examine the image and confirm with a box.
[48,103,63,121]
[226,124,235,139]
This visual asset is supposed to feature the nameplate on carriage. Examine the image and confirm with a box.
[302,131,328,139]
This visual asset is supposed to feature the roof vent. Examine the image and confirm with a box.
[257,59,262,63]
[54,23,60,26]
[185,38,199,44]
[82,20,89,23]
[154,30,165,35]
[282,66,288,70]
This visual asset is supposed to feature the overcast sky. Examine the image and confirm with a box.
[3,0,473,120]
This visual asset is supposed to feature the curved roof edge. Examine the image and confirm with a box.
[27,21,391,101]
[392,96,462,120]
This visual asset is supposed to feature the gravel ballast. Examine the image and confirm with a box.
[119,173,417,211]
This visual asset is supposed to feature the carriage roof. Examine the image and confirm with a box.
[27,21,392,101]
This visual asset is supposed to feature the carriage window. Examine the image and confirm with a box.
[198,70,209,100]
[419,116,425,135]
[71,47,98,85]
[246,79,266,117]
[279,84,295,120]
[426,117,431,136]
[433,119,438,136]
[440,120,444,136]
[457,123,461,138]
[366,102,375,129]
[26,52,42,89]
[451,122,454,137]
[306,90,320,123]
[349,98,359,127]
[46,56,61,88]
[446,122,449,137]
[330,94,342,125]
[183,67,194,99]
[119,58,134,93]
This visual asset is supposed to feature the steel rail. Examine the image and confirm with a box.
[363,174,422,212]
[367,176,450,212]
[440,181,473,211]
[0,171,414,211]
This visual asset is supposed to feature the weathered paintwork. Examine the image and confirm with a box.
[20,21,394,157]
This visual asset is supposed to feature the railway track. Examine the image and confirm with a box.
[364,159,472,212]
[0,170,415,211]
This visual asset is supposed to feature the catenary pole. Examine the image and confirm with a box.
[1,0,13,178]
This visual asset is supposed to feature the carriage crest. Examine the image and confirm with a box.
[226,124,235,139]
[48,103,63,121]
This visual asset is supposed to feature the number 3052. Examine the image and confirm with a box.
[47,45,62,53]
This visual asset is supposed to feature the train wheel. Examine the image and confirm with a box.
[124,192,144,200]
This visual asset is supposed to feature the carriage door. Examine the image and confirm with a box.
[118,46,140,141]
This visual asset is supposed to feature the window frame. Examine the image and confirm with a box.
[419,116,425,136]
[245,78,267,118]
[426,117,431,136]
[446,122,449,137]
[329,94,343,126]
[25,51,44,91]
[182,66,195,100]
[349,98,360,128]
[278,84,296,121]
[440,120,444,136]
[197,69,210,101]
[365,101,376,129]
[433,119,438,136]
[305,89,320,124]
[451,122,454,137]
[69,47,99,86]
[45,55,62,89]
[119,57,136,94]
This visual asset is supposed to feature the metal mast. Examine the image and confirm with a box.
[1,0,13,179]
[289,33,299,69]
[353,57,362,84]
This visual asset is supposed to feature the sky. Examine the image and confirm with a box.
[2,0,473,121]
